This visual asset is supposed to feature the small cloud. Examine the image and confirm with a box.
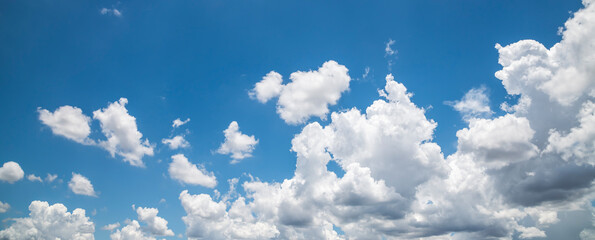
[100,8,122,17]
[68,173,98,197]
[0,161,24,184]
[27,174,42,182]
[385,39,397,56]
[172,118,190,128]
[101,222,120,231]
[445,86,493,121]
[217,121,258,164]
[162,135,190,150]
[46,173,58,183]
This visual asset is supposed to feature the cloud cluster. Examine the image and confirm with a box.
[109,205,174,240]
[250,60,351,124]
[0,201,94,239]
[0,161,24,183]
[135,206,174,236]
[168,154,216,188]
[217,121,258,164]
[178,2,595,237]
[39,98,154,167]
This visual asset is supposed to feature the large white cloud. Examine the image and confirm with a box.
[168,154,216,188]
[68,173,97,197]
[38,105,93,144]
[93,98,154,167]
[0,201,94,239]
[135,206,174,236]
[0,161,24,183]
[250,60,351,124]
[217,121,258,164]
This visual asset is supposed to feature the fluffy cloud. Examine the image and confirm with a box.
[446,86,493,121]
[27,174,42,182]
[250,60,351,124]
[176,3,595,235]
[0,201,94,239]
[93,98,154,167]
[168,154,216,188]
[217,121,258,164]
[172,118,190,128]
[38,105,93,144]
[68,173,97,197]
[110,220,155,240]
[135,206,174,236]
[0,201,9,213]
[0,161,24,183]
[162,135,190,150]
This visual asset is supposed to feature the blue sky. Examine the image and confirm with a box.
[1,0,594,239]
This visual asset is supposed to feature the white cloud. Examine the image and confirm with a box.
[249,71,284,103]
[101,8,122,17]
[0,201,9,213]
[217,121,258,164]
[135,206,174,236]
[172,118,190,128]
[385,38,396,56]
[27,174,42,182]
[68,173,97,197]
[38,105,93,144]
[446,86,493,121]
[0,201,94,239]
[546,100,595,166]
[110,220,155,240]
[162,135,190,150]
[168,154,216,188]
[0,161,24,183]
[93,98,154,167]
[102,222,121,231]
[250,60,352,124]
[46,173,58,182]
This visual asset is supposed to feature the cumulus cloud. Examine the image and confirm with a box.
[168,154,216,188]
[0,201,9,213]
[385,38,397,56]
[101,8,122,17]
[0,161,24,183]
[250,60,351,124]
[162,135,190,150]
[68,173,97,197]
[135,206,174,236]
[0,201,94,239]
[93,98,154,167]
[38,105,93,144]
[110,220,155,240]
[217,121,258,164]
[172,118,190,128]
[27,174,42,182]
[446,86,493,121]
[175,3,595,235]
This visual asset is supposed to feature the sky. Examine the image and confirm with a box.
[0,0,594,239]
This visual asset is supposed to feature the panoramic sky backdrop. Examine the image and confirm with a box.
[1,0,594,239]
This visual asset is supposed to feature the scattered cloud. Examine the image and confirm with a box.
[100,8,122,17]
[27,174,42,182]
[38,105,93,144]
[46,173,58,182]
[0,161,24,183]
[168,154,216,188]
[110,220,155,240]
[0,201,94,239]
[103,222,121,231]
[93,98,154,167]
[0,201,9,213]
[446,86,493,121]
[250,60,351,124]
[162,135,190,150]
[172,118,190,128]
[217,121,258,164]
[384,38,396,56]
[68,173,97,197]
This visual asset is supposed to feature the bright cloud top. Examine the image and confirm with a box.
[135,206,174,236]
[168,154,217,188]
[0,161,24,184]
[68,173,97,197]
[0,201,94,240]
[217,121,258,164]
[250,60,351,124]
